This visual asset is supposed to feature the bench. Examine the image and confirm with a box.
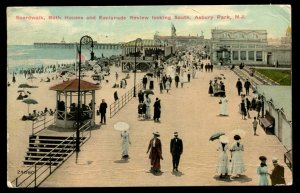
[258,111,274,134]
[284,149,292,170]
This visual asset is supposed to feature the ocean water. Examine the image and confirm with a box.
[7,45,122,73]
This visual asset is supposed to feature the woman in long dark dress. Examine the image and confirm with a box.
[240,100,247,120]
[147,132,163,173]
[153,98,161,122]
[208,81,213,96]
[149,76,154,90]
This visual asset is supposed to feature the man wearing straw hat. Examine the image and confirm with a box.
[146,131,163,173]
[270,158,286,185]
[170,132,183,172]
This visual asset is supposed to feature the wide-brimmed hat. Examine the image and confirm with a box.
[234,135,241,140]
[259,156,267,161]
[153,131,160,136]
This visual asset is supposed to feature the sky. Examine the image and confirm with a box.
[7,5,291,45]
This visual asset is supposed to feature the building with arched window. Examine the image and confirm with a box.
[211,28,291,67]
[211,29,268,65]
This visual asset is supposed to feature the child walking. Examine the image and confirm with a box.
[252,117,258,136]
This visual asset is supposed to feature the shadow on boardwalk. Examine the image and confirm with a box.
[213,175,252,183]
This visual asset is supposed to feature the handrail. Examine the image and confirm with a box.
[32,115,55,135]
[109,81,143,118]
[11,121,92,188]
[13,134,75,187]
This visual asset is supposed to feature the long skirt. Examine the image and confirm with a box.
[149,81,154,89]
[208,85,213,94]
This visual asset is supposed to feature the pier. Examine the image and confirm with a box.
[33,42,122,49]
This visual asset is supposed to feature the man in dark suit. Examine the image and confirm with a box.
[244,79,251,96]
[170,132,183,172]
[270,158,286,185]
[99,99,107,124]
[236,78,243,96]
[175,74,180,88]
[138,90,144,103]
[142,75,148,90]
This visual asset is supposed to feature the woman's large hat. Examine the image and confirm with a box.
[259,156,267,161]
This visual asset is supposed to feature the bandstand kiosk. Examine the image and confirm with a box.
[49,79,99,128]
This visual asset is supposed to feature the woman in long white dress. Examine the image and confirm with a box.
[219,95,228,116]
[165,79,171,93]
[121,130,131,159]
[213,80,219,95]
[216,136,229,178]
[145,94,151,119]
[230,135,246,179]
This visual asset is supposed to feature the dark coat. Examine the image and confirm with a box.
[236,80,243,89]
[170,137,183,156]
[143,77,148,84]
[175,75,180,82]
[153,100,161,119]
[244,81,251,89]
[270,165,286,185]
[99,102,107,114]
[241,102,247,115]
[208,83,213,94]
[138,92,144,102]
[147,138,163,170]
[220,84,225,92]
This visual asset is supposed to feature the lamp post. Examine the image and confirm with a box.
[76,35,94,152]
[133,38,143,97]
[163,40,169,57]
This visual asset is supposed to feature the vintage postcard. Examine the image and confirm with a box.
[6,5,292,188]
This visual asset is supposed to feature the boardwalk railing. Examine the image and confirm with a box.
[31,115,55,136]
[110,82,143,118]
[11,121,92,188]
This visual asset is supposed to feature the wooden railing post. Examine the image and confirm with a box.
[32,121,34,135]
[50,156,52,174]
[34,164,37,187]
[43,116,46,130]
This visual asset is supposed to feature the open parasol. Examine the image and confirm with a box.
[143,89,154,95]
[22,98,38,114]
[18,83,31,88]
[219,135,229,144]
[209,132,225,141]
[114,122,130,131]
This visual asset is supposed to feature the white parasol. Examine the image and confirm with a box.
[114,122,130,131]
[219,135,229,144]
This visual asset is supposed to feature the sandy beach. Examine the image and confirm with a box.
[7,65,145,182]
